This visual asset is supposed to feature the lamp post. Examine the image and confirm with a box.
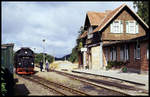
[43,39,45,67]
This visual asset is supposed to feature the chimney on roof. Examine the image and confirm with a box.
[105,10,112,14]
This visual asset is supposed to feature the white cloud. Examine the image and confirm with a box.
[2,1,134,57]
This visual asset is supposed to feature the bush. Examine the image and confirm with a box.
[1,83,7,96]
[122,67,128,72]
[34,53,54,64]
[106,64,112,70]
[106,61,124,70]
[1,68,7,96]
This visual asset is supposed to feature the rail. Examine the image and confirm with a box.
[21,75,89,96]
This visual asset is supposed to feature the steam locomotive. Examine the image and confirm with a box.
[14,47,34,74]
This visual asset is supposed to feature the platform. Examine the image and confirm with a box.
[71,69,149,90]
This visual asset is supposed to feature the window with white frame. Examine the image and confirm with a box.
[134,41,140,59]
[110,20,123,33]
[126,20,139,34]
[129,21,135,33]
[120,44,129,61]
[113,21,120,33]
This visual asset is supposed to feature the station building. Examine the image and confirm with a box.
[78,4,149,74]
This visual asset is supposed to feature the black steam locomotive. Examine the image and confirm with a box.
[14,47,34,74]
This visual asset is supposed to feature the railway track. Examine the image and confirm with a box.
[51,70,148,95]
[20,74,89,96]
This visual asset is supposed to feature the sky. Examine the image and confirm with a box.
[2,1,135,58]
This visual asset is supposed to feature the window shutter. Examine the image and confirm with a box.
[136,22,139,33]
[120,20,123,33]
[126,21,129,33]
[110,22,113,33]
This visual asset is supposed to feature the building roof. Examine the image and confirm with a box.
[87,11,106,26]
[92,4,125,33]
[79,4,149,39]
[80,11,109,39]
[92,4,149,33]
[103,34,149,47]
[1,43,14,48]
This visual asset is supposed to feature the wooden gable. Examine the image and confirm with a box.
[101,8,147,41]
[93,4,148,33]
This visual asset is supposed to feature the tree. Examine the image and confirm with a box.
[68,46,78,63]
[68,26,85,63]
[77,26,85,51]
[34,53,54,64]
[133,1,149,25]
[45,54,54,63]
[34,53,43,64]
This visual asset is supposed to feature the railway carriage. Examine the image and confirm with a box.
[14,47,35,74]
[1,43,14,96]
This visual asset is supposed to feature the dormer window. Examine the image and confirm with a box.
[110,20,123,33]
